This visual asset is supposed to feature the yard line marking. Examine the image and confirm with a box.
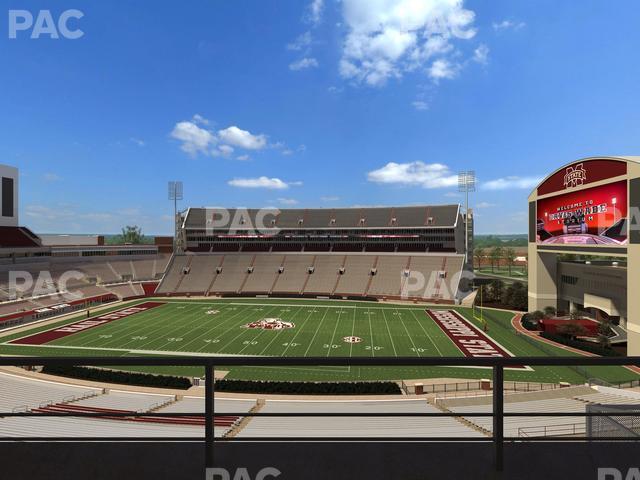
[396,308,421,357]
[349,306,357,358]
[280,308,318,357]
[216,306,281,353]
[122,305,208,350]
[408,309,444,357]
[177,306,253,352]
[368,307,375,357]
[80,303,203,349]
[37,302,170,346]
[303,307,330,357]
[380,308,398,357]
[325,309,344,357]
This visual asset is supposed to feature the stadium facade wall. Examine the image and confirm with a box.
[527,156,640,355]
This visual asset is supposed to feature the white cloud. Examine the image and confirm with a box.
[277,197,300,205]
[130,137,146,147]
[217,126,267,150]
[492,19,525,31]
[444,191,461,198]
[412,100,429,111]
[228,177,301,190]
[367,161,458,188]
[192,113,210,125]
[213,145,234,158]
[428,58,459,82]
[289,57,319,71]
[282,149,294,156]
[473,44,489,65]
[482,176,543,190]
[307,0,324,25]
[170,120,215,156]
[287,31,313,51]
[475,201,496,209]
[339,0,477,86]
[236,154,250,161]
[171,117,288,157]
[321,195,340,202]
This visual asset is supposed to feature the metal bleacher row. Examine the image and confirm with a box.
[0,255,171,317]
[1,371,638,439]
[156,253,465,301]
[440,385,640,438]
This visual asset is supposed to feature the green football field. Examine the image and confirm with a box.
[1,298,638,384]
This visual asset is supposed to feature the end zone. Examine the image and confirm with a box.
[9,302,166,346]
[426,309,530,370]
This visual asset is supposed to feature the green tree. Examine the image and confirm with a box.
[504,247,517,276]
[509,282,528,310]
[488,279,505,303]
[119,225,144,244]
[489,246,504,273]
[543,306,557,318]
[474,247,485,270]
[556,322,588,339]
[530,310,545,322]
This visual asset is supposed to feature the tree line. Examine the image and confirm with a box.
[474,246,523,275]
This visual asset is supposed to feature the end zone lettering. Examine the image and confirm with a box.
[11,302,165,345]
[426,309,527,369]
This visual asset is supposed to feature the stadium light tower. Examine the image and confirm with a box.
[458,171,476,266]
[168,181,183,252]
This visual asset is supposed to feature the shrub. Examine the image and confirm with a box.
[540,333,622,357]
[215,380,402,395]
[42,365,192,390]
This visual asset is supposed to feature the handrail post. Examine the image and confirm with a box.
[205,361,215,471]
[493,364,504,472]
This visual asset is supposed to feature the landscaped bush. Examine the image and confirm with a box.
[42,365,192,389]
[540,333,622,357]
[521,312,542,331]
[215,379,402,395]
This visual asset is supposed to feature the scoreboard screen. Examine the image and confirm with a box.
[536,180,628,245]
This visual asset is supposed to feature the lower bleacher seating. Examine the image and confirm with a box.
[157,252,465,301]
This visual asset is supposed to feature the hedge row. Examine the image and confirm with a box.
[215,379,402,395]
[42,365,192,390]
[540,333,622,357]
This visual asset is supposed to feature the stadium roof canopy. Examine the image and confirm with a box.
[182,205,461,230]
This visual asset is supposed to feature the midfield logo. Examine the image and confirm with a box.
[563,163,587,188]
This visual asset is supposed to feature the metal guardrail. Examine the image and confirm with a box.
[0,355,639,473]
[518,422,585,438]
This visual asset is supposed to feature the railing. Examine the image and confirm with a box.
[415,380,561,399]
[518,422,585,438]
[0,355,639,474]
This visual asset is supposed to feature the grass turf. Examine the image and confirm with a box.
[1,298,637,384]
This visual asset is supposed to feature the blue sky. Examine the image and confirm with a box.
[3,0,640,235]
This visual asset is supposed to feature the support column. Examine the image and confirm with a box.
[527,246,558,313]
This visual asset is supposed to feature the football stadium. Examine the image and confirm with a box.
[3,2,640,479]
[1,158,640,479]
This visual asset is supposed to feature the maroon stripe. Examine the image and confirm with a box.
[426,309,526,369]
[11,302,166,345]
